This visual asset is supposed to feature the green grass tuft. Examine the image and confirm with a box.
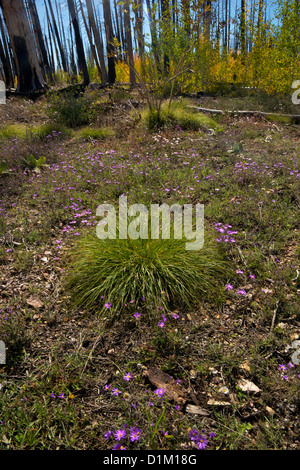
[65,228,229,319]
[140,99,223,131]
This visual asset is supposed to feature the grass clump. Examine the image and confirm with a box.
[141,99,222,132]
[0,124,28,141]
[65,228,229,319]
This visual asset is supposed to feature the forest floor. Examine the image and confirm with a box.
[0,86,299,451]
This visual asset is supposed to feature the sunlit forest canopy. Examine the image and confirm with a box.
[0,0,299,95]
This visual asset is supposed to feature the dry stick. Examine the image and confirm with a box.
[80,333,103,378]
[270,300,280,334]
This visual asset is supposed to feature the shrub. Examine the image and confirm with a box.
[65,227,229,320]
[46,91,95,128]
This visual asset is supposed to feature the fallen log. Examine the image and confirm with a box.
[189,105,300,123]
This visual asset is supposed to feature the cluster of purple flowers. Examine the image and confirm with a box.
[278,362,300,381]
[189,429,216,450]
[215,222,238,243]
[105,425,142,450]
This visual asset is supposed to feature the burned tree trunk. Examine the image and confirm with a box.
[27,0,50,81]
[86,0,107,85]
[103,0,116,85]
[0,0,47,93]
[123,0,135,85]
[67,0,90,86]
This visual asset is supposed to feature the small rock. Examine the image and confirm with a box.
[236,379,261,395]
[266,406,275,416]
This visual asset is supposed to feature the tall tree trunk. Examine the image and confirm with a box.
[240,0,246,62]
[133,0,145,77]
[27,0,50,80]
[78,0,102,80]
[102,0,116,84]
[0,16,14,87]
[123,0,135,85]
[145,0,160,69]
[86,0,107,85]
[46,0,68,72]
[67,0,90,86]
[0,0,47,93]
[161,0,170,73]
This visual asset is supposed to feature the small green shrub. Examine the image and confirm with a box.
[46,91,95,128]
[65,228,229,319]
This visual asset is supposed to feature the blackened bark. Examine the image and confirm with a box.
[67,0,90,86]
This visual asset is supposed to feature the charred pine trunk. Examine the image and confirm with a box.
[123,0,135,85]
[86,0,107,85]
[102,0,116,85]
[67,0,90,86]
[46,0,68,73]
[0,0,47,94]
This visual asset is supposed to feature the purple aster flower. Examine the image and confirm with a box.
[237,289,247,295]
[104,302,112,309]
[197,434,208,450]
[123,372,133,382]
[114,429,126,441]
[112,388,121,396]
[288,362,295,368]
[158,320,165,328]
[104,384,111,391]
[104,430,113,441]
[225,284,234,290]
[209,432,216,439]
[129,426,142,442]
[282,375,289,381]
[134,312,141,319]
[278,364,287,371]
[189,429,200,441]
[112,442,126,450]
[154,388,165,397]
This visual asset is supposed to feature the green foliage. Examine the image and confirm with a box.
[23,154,47,171]
[65,229,229,319]
[46,91,95,128]
[0,159,9,175]
[141,99,222,131]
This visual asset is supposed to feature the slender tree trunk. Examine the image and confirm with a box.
[46,0,67,72]
[124,0,135,85]
[145,0,160,69]
[102,0,116,84]
[161,0,170,73]
[240,0,246,62]
[27,0,50,80]
[0,15,14,87]
[0,0,47,93]
[86,0,107,85]
[67,0,90,86]
[78,0,102,80]
[133,0,145,77]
